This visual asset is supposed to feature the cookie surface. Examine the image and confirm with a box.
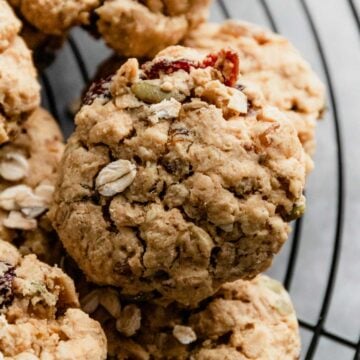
[51,46,306,306]
[96,0,211,57]
[184,21,326,171]
[80,275,300,360]
[0,34,41,144]
[8,0,100,36]
[0,108,64,264]
[0,0,21,52]
[0,240,107,359]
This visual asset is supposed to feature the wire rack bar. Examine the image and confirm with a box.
[216,1,348,358]
[348,0,360,33]
[355,338,360,360]
[41,73,59,121]
[217,0,231,19]
[68,35,90,84]
[256,0,304,292]
[298,0,346,358]
[284,216,303,290]
[259,0,279,32]
[300,319,357,349]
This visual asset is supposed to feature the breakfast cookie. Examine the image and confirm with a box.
[96,0,211,57]
[0,0,21,52]
[0,107,64,264]
[8,0,100,36]
[0,240,107,359]
[80,275,300,360]
[51,46,307,306]
[184,21,326,171]
[0,35,40,144]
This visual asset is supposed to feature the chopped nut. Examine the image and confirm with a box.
[0,185,33,211]
[116,304,141,337]
[99,289,122,318]
[228,89,248,114]
[96,160,137,197]
[3,211,37,230]
[0,152,29,182]
[81,290,100,314]
[219,223,234,233]
[149,98,181,123]
[131,81,185,104]
[173,325,197,345]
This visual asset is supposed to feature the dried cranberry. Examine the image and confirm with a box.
[143,59,197,79]
[0,262,15,309]
[142,49,240,87]
[214,49,240,87]
[82,75,113,106]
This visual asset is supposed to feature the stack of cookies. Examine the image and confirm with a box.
[0,1,325,359]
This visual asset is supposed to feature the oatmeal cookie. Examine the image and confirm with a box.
[184,21,326,171]
[96,0,211,57]
[0,240,107,359]
[0,0,21,52]
[8,0,100,36]
[51,46,307,306]
[0,108,64,264]
[80,275,300,359]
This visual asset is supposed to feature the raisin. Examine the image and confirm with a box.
[0,262,15,309]
[83,75,113,106]
[143,58,197,79]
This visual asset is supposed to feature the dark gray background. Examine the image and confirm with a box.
[40,1,360,358]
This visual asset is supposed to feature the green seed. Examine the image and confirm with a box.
[131,81,185,104]
[286,203,305,221]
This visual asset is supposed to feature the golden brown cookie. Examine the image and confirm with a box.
[0,0,21,52]
[80,275,300,360]
[51,46,307,306]
[96,0,211,57]
[0,35,41,144]
[9,0,212,59]
[0,240,107,359]
[0,108,64,264]
[184,21,326,171]
[8,0,100,36]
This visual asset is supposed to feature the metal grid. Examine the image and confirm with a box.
[37,1,360,359]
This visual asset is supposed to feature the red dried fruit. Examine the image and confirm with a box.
[0,262,15,309]
[212,49,240,87]
[83,75,113,106]
[142,49,240,87]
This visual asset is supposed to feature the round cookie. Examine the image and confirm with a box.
[96,0,211,57]
[8,0,100,36]
[51,46,307,306]
[0,240,107,359]
[0,0,21,52]
[0,107,64,264]
[184,21,326,171]
[80,275,300,360]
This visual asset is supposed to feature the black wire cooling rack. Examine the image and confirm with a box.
[37,0,360,359]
